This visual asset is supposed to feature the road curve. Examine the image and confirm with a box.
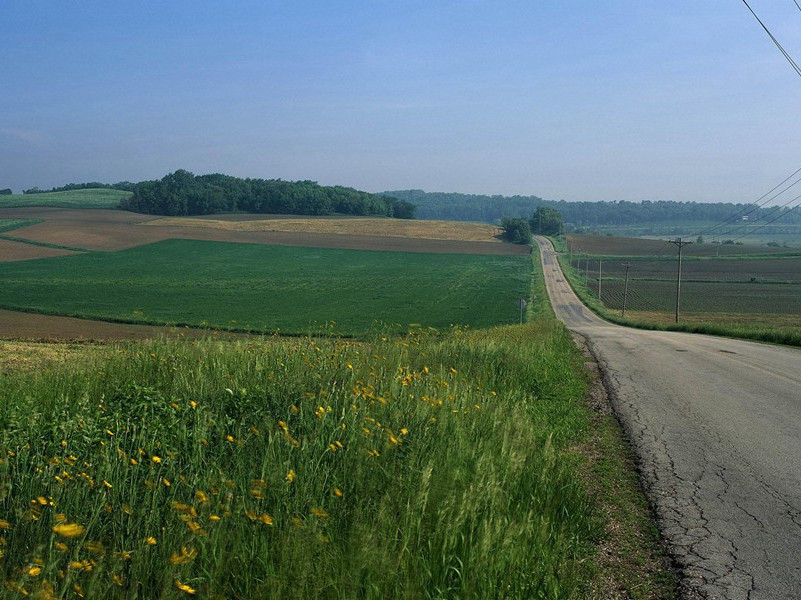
[534,237,801,600]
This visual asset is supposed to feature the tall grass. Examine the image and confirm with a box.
[0,323,597,598]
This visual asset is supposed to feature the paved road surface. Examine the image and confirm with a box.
[534,237,801,599]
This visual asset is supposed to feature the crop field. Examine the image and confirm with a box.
[0,322,605,598]
[589,280,801,315]
[560,234,801,336]
[0,208,526,255]
[0,189,131,209]
[0,239,530,335]
[565,234,794,257]
[146,216,502,243]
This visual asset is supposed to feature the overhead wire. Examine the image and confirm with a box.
[741,0,801,78]
[692,165,801,238]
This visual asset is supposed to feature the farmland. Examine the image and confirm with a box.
[0,189,131,209]
[0,239,531,335]
[145,216,502,243]
[560,234,801,340]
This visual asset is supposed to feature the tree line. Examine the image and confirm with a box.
[383,189,801,227]
[119,170,415,218]
[23,182,137,194]
[500,207,564,244]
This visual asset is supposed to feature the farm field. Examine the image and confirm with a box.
[0,188,131,209]
[565,233,795,257]
[0,239,531,335]
[560,234,801,339]
[146,215,502,243]
[0,207,526,256]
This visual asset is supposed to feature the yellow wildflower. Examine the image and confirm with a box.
[258,514,274,525]
[194,491,208,504]
[174,580,196,595]
[285,470,296,484]
[0,520,10,530]
[310,507,329,519]
[54,542,68,552]
[26,566,41,577]
[144,537,157,545]
[151,456,162,464]
[332,488,344,497]
[52,523,85,538]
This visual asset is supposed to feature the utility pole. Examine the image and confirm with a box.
[598,260,603,304]
[621,262,632,317]
[569,242,573,265]
[668,238,692,323]
[584,255,589,282]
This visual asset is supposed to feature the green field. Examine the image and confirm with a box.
[0,219,41,233]
[0,240,531,335]
[0,188,131,209]
[565,233,797,257]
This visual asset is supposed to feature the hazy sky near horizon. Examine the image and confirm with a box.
[1,1,800,203]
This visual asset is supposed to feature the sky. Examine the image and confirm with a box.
[1,1,800,203]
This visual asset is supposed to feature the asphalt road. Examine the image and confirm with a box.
[534,237,801,600]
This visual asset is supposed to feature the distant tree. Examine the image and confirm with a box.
[0,189,12,195]
[119,170,410,219]
[529,206,564,235]
[696,235,704,244]
[500,217,532,244]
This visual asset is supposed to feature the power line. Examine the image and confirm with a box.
[728,202,801,242]
[794,0,801,14]
[741,0,801,78]
[713,190,801,239]
[694,165,801,238]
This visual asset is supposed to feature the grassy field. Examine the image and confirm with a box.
[0,239,530,335]
[0,189,130,209]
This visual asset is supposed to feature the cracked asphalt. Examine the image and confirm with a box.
[534,237,801,599]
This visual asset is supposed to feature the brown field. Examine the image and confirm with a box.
[0,237,77,261]
[566,233,796,257]
[145,216,502,243]
[0,309,254,342]
[0,208,527,255]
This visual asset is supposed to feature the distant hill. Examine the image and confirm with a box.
[382,190,801,231]
[0,188,132,209]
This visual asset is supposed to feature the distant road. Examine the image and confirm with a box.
[534,237,801,600]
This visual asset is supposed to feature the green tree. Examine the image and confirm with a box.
[529,207,564,235]
[500,217,532,244]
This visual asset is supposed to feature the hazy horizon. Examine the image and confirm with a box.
[2,1,800,204]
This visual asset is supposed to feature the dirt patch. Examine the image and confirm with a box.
[0,309,252,342]
[0,208,528,255]
[145,216,503,243]
[0,340,104,372]
[0,238,78,261]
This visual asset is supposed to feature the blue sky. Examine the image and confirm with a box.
[1,1,799,202]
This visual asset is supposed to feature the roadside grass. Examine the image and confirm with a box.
[0,189,130,209]
[0,240,530,335]
[0,323,603,598]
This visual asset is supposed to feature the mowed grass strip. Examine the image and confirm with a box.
[0,239,531,335]
[0,323,598,598]
[145,216,503,243]
[0,189,130,209]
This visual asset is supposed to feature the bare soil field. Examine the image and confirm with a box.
[566,233,795,257]
[0,237,77,261]
[145,215,502,243]
[0,309,254,342]
[0,208,527,255]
